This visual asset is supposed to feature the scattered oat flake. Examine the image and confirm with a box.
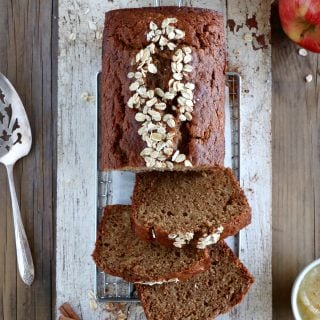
[118,304,127,314]
[148,63,157,74]
[81,92,94,102]
[105,302,116,312]
[175,153,186,163]
[96,31,103,40]
[89,298,98,310]
[68,33,76,41]
[172,150,179,162]
[305,74,313,82]
[243,33,253,42]
[298,48,308,56]
[184,160,193,167]
[116,310,127,320]
[88,20,97,31]
[87,289,96,299]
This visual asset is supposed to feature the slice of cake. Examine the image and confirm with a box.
[131,166,251,249]
[100,7,225,171]
[136,241,254,320]
[92,205,210,283]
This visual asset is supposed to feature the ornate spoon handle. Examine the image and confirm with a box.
[6,164,34,286]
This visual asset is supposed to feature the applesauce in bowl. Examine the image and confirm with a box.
[292,259,320,319]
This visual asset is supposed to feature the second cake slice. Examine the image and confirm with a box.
[132,166,251,249]
[136,241,254,320]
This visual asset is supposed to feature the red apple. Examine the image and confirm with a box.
[279,0,320,53]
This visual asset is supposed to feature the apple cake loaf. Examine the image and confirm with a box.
[92,205,211,283]
[100,7,226,171]
[131,166,251,249]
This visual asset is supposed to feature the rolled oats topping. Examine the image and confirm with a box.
[171,232,195,248]
[136,278,180,286]
[196,226,224,249]
[126,18,195,169]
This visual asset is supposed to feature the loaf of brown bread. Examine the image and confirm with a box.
[136,241,254,320]
[92,205,211,283]
[100,7,225,171]
[131,166,251,249]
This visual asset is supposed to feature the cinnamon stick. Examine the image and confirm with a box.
[59,302,80,320]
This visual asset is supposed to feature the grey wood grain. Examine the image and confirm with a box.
[0,0,54,319]
[226,1,272,319]
[0,1,18,319]
[272,4,320,319]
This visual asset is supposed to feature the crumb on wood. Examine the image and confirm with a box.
[250,173,259,183]
[104,302,128,319]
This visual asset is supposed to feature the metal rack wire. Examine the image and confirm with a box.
[153,0,185,7]
[227,72,241,180]
[95,72,241,302]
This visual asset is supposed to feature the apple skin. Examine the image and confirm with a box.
[279,0,320,53]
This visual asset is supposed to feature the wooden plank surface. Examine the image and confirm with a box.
[226,1,272,319]
[0,1,54,320]
[272,5,320,319]
[56,0,272,319]
[6,0,320,319]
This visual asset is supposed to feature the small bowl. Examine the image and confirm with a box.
[291,258,320,320]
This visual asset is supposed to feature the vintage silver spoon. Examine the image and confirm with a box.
[0,72,34,286]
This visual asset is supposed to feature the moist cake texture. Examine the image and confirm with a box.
[136,241,254,320]
[132,166,251,248]
[93,205,211,283]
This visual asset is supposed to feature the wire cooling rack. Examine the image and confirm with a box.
[227,72,241,180]
[95,72,241,302]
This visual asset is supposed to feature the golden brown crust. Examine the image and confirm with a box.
[100,7,225,171]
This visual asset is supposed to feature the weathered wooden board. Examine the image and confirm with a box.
[226,1,272,319]
[0,0,54,319]
[56,0,271,319]
[272,7,320,319]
